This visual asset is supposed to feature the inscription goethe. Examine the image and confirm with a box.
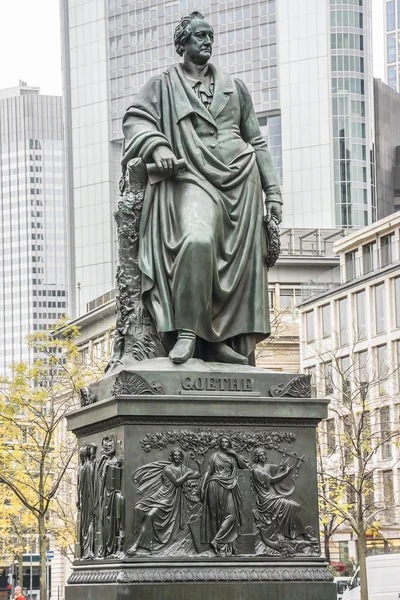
[181,376,253,392]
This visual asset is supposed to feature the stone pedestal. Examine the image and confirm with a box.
[66,359,336,600]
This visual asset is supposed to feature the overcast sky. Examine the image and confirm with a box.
[0,0,388,96]
[0,0,62,95]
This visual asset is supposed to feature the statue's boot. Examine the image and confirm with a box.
[169,331,196,364]
[208,342,248,365]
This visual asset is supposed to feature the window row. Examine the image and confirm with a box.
[331,55,364,73]
[306,344,395,402]
[331,10,363,28]
[323,414,395,466]
[330,0,362,5]
[332,76,365,95]
[331,32,363,50]
[333,116,366,139]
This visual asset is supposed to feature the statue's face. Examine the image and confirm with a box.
[183,18,214,65]
[220,437,230,450]
[257,451,267,464]
[172,450,182,465]
[103,439,115,456]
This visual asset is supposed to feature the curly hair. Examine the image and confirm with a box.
[219,436,232,449]
[253,447,267,463]
[169,447,184,462]
[174,11,212,56]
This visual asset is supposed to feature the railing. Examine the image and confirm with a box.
[86,289,116,313]
[301,244,400,301]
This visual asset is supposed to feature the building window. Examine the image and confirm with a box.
[376,344,387,396]
[339,541,349,564]
[380,406,392,459]
[396,340,400,390]
[323,361,334,396]
[374,283,386,334]
[305,365,317,398]
[343,415,353,464]
[362,241,376,274]
[394,278,400,329]
[338,297,348,345]
[345,250,357,282]
[355,290,366,340]
[357,349,368,400]
[321,304,331,339]
[387,1,395,31]
[380,234,393,267]
[305,311,315,343]
[341,355,351,404]
[388,65,397,90]
[388,33,396,63]
[326,418,336,452]
[382,470,394,522]
[280,289,294,311]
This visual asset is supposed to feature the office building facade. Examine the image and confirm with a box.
[0,82,66,374]
[386,0,399,91]
[61,0,379,316]
[299,212,400,560]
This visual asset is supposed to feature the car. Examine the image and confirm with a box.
[334,576,352,600]
[342,554,400,599]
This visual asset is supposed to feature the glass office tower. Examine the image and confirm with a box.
[0,82,66,374]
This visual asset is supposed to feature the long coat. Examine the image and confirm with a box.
[122,63,282,357]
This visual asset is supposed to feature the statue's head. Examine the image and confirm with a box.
[102,436,116,456]
[174,12,214,64]
[253,447,267,464]
[169,447,184,465]
[79,444,88,462]
[219,436,232,450]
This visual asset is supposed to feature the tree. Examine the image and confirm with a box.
[0,486,37,588]
[312,334,400,600]
[0,322,102,600]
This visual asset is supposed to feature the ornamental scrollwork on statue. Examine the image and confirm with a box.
[112,370,164,397]
[265,215,281,268]
[80,387,96,407]
[269,375,311,399]
[68,566,333,584]
[105,158,165,373]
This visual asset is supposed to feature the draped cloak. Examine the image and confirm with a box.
[122,63,282,356]
[251,464,300,540]
[133,460,195,549]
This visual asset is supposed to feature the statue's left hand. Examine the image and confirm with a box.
[265,200,282,224]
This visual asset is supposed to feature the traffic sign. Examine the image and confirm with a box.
[46,551,55,560]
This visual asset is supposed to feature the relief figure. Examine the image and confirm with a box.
[77,444,96,559]
[251,447,300,542]
[128,448,200,555]
[251,447,319,556]
[97,437,125,558]
[200,436,249,556]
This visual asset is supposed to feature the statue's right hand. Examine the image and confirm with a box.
[152,146,180,176]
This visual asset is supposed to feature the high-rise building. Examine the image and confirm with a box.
[385,0,398,90]
[61,0,381,316]
[0,81,66,374]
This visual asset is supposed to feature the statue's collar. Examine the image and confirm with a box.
[169,63,234,125]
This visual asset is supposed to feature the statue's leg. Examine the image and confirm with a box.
[167,183,216,362]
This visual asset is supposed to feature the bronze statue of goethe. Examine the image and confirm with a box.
[122,11,282,366]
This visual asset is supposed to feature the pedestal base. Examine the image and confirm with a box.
[67,360,335,599]
[66,559,336,600]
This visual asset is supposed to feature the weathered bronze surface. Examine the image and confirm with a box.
[111,11,283,368]
[66,11,335,600]
[66,360,334,598]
